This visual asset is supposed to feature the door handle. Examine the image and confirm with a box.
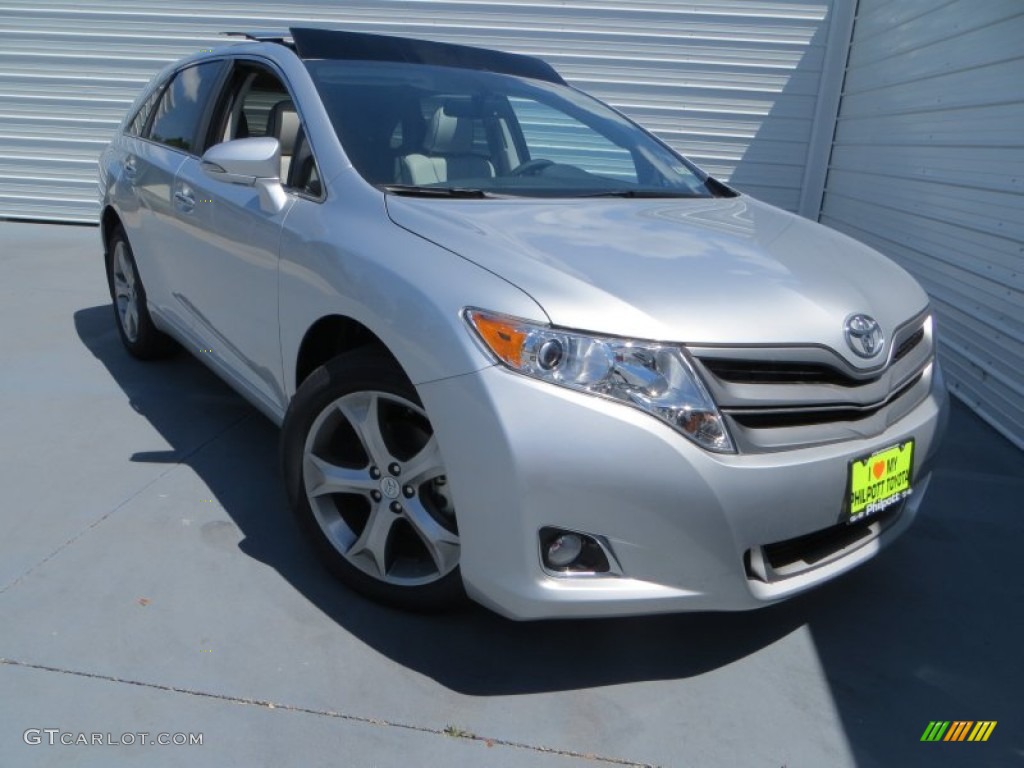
[174,186,195,213]
[123,157,138,180]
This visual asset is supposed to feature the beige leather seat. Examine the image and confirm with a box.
[266,100,301,181]
[399,107,494,185]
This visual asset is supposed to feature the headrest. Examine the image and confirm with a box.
[266,100,300,155]
[423,106,474,154]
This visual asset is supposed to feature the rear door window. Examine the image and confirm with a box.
[146,61,225,153]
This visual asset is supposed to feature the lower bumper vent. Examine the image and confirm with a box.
[746,507,902,583]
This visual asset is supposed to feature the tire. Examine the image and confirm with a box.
[105,224,176,359]
[281,348,465,611]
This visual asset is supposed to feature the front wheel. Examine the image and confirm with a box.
[281,348,464,611]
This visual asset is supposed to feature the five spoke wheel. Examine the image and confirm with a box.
[112,240,140,342]
[282,348,464,610]
[303,391,459,585]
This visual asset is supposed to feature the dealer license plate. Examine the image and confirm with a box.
[847,440,914,523]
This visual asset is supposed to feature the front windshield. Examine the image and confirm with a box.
[305,59,714,198]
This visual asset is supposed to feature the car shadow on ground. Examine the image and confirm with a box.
[74,301,1024,764]
[799,400,1024,766]
[75,303,811,696]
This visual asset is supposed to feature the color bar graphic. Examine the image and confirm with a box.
[944,721,973,741]
[921,721,949,741]
[921,721,996,742]
[968,722,997,742]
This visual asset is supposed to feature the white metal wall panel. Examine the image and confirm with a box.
[1,0,838,222]
[820,0,1024,448]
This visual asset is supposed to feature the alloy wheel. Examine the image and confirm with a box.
[111,241,140,343]
[302,390,459,586]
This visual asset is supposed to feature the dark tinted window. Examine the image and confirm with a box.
[147,62,223,153]
[127,84,164,137]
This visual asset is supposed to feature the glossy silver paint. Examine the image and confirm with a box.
[200,138,290,213]
[98,39,948,619]
[386,195,929,368]
[418,361,946,618]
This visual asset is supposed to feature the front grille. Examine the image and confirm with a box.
[690,312,933,452]
[701,323,925,390]
[701,359,874,388]
[730,373,923,429]
[746,507,902,582]
[893,327,924,362]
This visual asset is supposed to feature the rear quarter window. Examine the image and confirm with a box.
[126,83,165,137]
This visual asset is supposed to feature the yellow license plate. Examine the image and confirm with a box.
[847,440,914,522]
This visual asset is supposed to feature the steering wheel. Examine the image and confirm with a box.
[510,159,555,177]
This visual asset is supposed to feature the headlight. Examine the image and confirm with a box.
[465,309,734,453]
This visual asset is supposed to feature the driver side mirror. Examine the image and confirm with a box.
[200,137,288,214]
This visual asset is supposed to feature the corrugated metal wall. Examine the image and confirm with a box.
[1,0,838,222]
[820,0,1024,449]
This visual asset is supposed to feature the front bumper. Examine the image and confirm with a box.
[418,361,948,620]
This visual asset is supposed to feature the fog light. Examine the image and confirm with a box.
[539,527,614,574]
[546,533,583,568]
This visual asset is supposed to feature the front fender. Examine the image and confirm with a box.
[278,179,546,397]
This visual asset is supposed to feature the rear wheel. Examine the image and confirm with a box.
[281,348,464,611]
[105,225,176,359]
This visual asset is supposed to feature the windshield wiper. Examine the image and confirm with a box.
[576,189,702,199]
[382,184,492,199]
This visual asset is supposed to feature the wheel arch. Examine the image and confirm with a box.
[294,314,402,392]
[100,206,122,260]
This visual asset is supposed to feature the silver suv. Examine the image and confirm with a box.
[98,28,948,619]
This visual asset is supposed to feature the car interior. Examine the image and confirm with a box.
[398,107,495,185]
[213,66,322,197]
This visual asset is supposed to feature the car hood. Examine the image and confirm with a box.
[385,194,929,369]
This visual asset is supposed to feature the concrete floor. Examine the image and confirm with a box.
[1,220,1021,768]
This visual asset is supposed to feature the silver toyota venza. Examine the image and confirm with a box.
[98,28,948,619]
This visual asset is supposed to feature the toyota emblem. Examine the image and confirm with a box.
[845,314,885,359]
[380,477,401,499]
